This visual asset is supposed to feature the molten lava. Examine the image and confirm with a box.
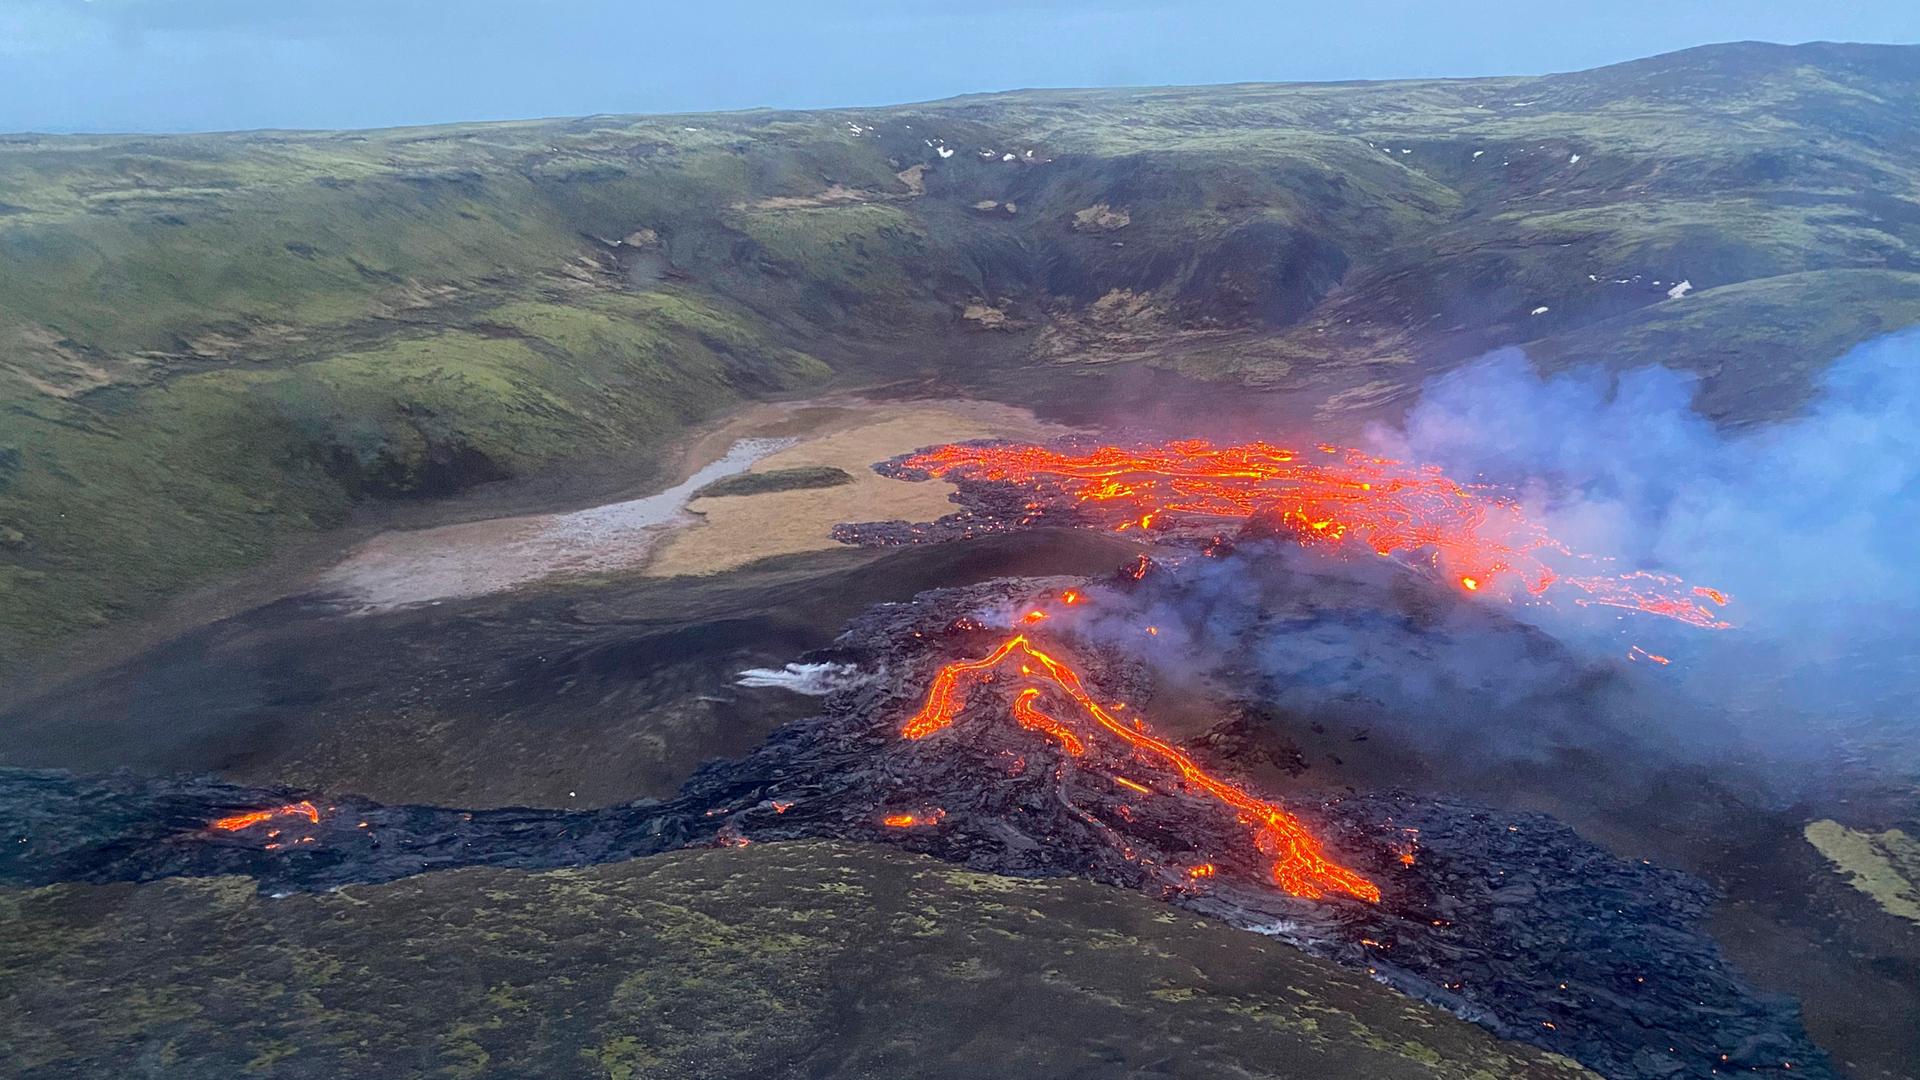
[904,440,1730,629]
[901,632,1380,903]
[210,801,320,832]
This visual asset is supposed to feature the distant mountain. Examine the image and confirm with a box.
[2,40,1917,666]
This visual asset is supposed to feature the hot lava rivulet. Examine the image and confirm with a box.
[899,440,1731,630]
[898,627,1381,904]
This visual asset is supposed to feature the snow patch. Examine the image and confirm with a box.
[1667,280,1693,300]
[1530,306,1551,316]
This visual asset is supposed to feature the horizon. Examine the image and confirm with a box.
[2,1,1915,135]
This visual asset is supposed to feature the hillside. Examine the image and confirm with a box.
[2,40,1918,667]
[0,841,1594,1079]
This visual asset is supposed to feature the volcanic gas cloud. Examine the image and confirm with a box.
[898,440,1731,629]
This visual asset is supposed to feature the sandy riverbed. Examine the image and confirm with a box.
[644,399,1066,578]
[314,396,1068,609]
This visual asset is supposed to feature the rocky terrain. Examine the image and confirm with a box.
[0,570,1836,1078]
[2,842,1599,1080]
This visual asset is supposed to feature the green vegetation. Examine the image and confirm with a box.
[1805,820,1920,925]
[2,41,1917,666]
[0,841,1594,1079]
[692,465,854,499]
[1525,270,1920,423]
[0,290,826,655]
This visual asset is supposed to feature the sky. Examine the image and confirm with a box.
[1,1,1915,133]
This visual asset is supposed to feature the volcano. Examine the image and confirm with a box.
[0,566,1829,1079]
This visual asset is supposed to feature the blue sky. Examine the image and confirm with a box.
[2,0,1915,133]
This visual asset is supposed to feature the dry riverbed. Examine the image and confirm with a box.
[316,397,1067,609]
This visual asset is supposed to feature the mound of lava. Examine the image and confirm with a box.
[1,572,1822,1078]
[834,437,1731,630]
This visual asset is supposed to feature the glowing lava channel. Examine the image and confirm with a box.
[210,801,321,832]
[905,440,1730,629]
[901,632,1380,903]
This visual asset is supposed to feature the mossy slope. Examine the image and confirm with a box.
[0,841,1594,1079]
[3,40,1917,665]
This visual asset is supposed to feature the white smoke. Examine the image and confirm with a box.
[1056,329,1919,784]
[735,662,871,696]
[1365,328,1920,761]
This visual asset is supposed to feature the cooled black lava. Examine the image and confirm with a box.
[1,572,1828,1079]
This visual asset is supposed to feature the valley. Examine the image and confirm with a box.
[4,40,1919,1080]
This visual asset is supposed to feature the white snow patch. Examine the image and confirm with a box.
[1667,280,1692,299]
[1568,153,1581,164]
[1002,152,1016,162]
[1530,306,1551,316]
[735,662,870,696]
[1472,150,1485,159]
[937,146,954,159]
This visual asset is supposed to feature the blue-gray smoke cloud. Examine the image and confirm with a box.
[1366,328,1920,765]
[1061,329,1919,786]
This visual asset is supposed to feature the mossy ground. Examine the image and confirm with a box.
[0,841,1594,1080]
[0,288,827,661]
[1804,819,1920,925]
[4,40,1918,668]
[691,464,854,499]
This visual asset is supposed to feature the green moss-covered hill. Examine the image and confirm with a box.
[2,40,1917,666]
[0,840,1595,1079]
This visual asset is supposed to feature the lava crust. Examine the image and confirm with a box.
[0,572,1826,1079]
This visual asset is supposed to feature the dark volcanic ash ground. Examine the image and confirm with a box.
[1,568,1830,1080]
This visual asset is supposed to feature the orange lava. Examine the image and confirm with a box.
[905,440,1730,629]
[210,801,320,832]
[883,810,945,828]
[1628,645,1673,666]
[901,632,1380,903]
[1012,688,1087,755]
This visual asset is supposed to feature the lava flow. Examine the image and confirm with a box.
[210,801,321,832]
[901,632,1380,903]
[901,440,1731,629]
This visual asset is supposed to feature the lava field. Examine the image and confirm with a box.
[1,568,1826,1079]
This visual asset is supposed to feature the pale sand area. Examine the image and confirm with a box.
[312,396,1068,609]
[316,437,794,610]
[644,399,1071,577]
